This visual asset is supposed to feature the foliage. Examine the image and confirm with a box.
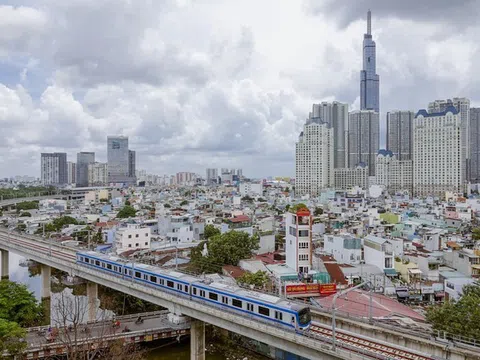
[289,203,308,213]
[16,223,26,232]
[314,207,323,216]
[15,201,38,212]
[124,199,131,206]
[163,203,171,208]
[204,224,220,240]
[257,198,267,202]
[0,318,27,355]
[99,286,162,315]
[472,227,480,240]
[0,280,43,327]
[241,195,254,202]
[116,205,137,218]
[237,271,269,288]
[19,212,32,217]
[52,216,78,230]
[0,186,55,200]
[191,231,259,273]
[426,284,480,340]
[284,187,290,193]
[180,200,188,206]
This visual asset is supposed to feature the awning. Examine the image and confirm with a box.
[408,268,423,274]
[384,268,398,276]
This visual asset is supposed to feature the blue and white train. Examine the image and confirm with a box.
[76,251,311,330]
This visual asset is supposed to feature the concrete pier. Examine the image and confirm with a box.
[86,281,98,322]
[190,319,205,360]
[1,250,9,279]
[41,264,51,299]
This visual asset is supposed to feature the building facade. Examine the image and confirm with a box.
[324,234,362,265]
[360,10,380,113]
[285,208,312,274]
[310,101,349,168]
[348,110,379,176]
[88,162,108,186]
[470,108,480,183]
[107,136,136,185]
[206,168,218,185]
[41,153,67,185]
[334,165,369,190]
[386,111,414,160]
[375,150,413,194]
[176,172,196,185]
[76,152,95,187]
[128,150,136,179]
[239,182,263,196]
[295,120,334,196]
[413,107,463,197]
[67,161,76,185]
[115,224,151,254]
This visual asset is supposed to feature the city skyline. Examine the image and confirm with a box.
[0,2,479,178]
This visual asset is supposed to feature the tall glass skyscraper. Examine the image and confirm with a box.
[360,10,380,113]
[107,136,136,185]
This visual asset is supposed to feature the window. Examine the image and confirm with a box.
[135,271,141,278]
[193,287,197,295]
[167,280,174,288]
[128,244,132,248]
[145,242,148,245]
[128,235,132,239]
[289,226,296,236]
[299,242,309,249]
[184,285,189,292]
[275,311,283,321]
[136,234,139,238]
[177,284,182,290]
[107,264,112,270]
[209,292,218,301]
[145,233,149,237]
[113,266,118,272]
[258,306,270,316]
[298,230,309,237]
[232,299,242,308]
[124,268,128,274]
[95,260,100,266]
[222,296,228,304]
[150,275,157,283]
[299,254,309,261]
[85,258,89,263]
[247,303,254,312]
[143,274,148,280]
[200,290,206,297]
[135,243,139,247]
[159,279,164,285]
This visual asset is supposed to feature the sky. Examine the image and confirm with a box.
[0,0,479,178]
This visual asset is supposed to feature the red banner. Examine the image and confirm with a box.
[319,283,337,296]
[285,283,319,294]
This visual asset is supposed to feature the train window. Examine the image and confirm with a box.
[258,306,270,317]
[143,274,148,280]
[193,288,197,295]
[129,271,132,276]
[209,293,218,301]
[79,257,83,262]
[150,275,157,283]
[95,260,100,266]
[106,264,112,270]
[159,279,164,285]
[184,285,188,292]
[101,263,106,268]
[222,296,228,304]
[113,266,117,272]
[200,290,206,297]
[275,311,283,321]
[232,299,242,308]
[167,281,174,288]
[135,272,141,278]
[247,303,254,312]
[177,284,182,290]
[85,258,89,263]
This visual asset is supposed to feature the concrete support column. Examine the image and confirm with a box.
[190,319,205,360]
[86,282,98,322]
[41,264,51,299]
[0,250,9,280]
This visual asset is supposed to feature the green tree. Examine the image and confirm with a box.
[0,280,43,326]
[164,203,171,208]
[124,199,131,206]
[16,223,26,232]
[472,227,480,240]
[426,284,480,340]
[289,203,308,213]
[204,224,220,240]
[257,198,267,202]
[180,200,188,206]
[19,212,31,217]
[237,271,269,288]
[52,216,78,231]
[241,195,253,202]
[116,205,137,219]
[0,318,27,356]
[314,207,324,216]
[15,201,38,212]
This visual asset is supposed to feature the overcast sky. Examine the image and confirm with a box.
[1,0,479,178]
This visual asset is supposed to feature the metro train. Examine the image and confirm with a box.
[76,251,311,330]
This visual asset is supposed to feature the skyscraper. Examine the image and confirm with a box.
[348,110,379,176]
[386,111,415,160]
[310,102,349,168]
[360,10,380,112]
[67,161,76,185]
[206,168,218,185]
[295,118,334,196]
[128,150,136,178]
[470,108,480,183]
[107,136,136,185]
[41,153,67,185]
[76,152,95,187]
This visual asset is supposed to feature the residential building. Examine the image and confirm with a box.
[429,98,470,180]
[107,136,136,185]
[221,215,253,236]
[67,161,76,185]
[323,234,362,265]
[128,150,136,178]
[206,168,218,185]
[176,172,196,185]
[310,101,349,168]
[470,108,480,183]
[40,153,67,185]
[239,182,263,197]
[295,118,334,196]
[285,207,312,274]
[360,10,380,112]
[76,152,95,187]
[363,235,395,273]
[386,111,414,160]
[88,162,108,186]
[348,110,379,176]
[334,164,369,190]
[375,150,413,194]
[115,224,151,254]
[413,107,463,197]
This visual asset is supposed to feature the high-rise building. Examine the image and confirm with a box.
[413,107,463,197]
[428,98,470,181]
[128,150,136,178]
[470,108,480,183]
[206,168,218,185]
[348,110,379,176]
[334,164,369,191]
[67,161,76,185]
[88,162,108,186]
[386,111,414,160]
[310,102,349,168]
[107,136,136,185]
[176,172,196,185]
[41,153,67,185]
[76,152,95,187]
[360,10,380,112]
[375,150,413,194]
[295,118,334,196]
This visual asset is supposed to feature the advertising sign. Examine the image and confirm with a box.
[285,283,319,295]
[319,283,337,296]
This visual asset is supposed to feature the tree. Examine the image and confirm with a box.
[257,198,267,202]
[180,200,188,206]
[289,203,308,213]
[241,195,253,202]
[314,207,324,216]
[124,200,131,206]
[204,224,220,240]
[116,205,136,219]
[15,201,38,212]
[16,223,26,232]
[19,212,32,217]
[163,203,171,208]
[237,271,269,288]
[52,216,79,230]
[0,318,26,356]
[472,227,480,240]
[426,284,480,340]
[0,280,43,327]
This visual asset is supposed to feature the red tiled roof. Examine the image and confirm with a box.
[96,221,118,228]
[228,215,251,223]
[324,262,348,285]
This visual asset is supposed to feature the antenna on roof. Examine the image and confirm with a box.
[367,9,372,35]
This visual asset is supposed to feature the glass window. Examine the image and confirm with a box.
[135,271,141,278]
[209,292,218,301]
[258,306,270,316]
[150,275,157,283]
[232,299,242,308]
[167,281,174,288]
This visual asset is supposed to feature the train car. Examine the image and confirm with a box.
[76,251,311,330]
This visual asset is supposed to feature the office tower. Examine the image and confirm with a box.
[360,10,380,112]
[428,98,470,181]
[107,136,136,185]
[67,161,76,184]
[413,107,463,197]
[310,102,349,168]
[206,168,218,185]
[470,108,480,183]
[295,118,334,196]
[348,110,379,176]
[128,150,136,178]
[375,150,413,194]
[386,111,414,160]
[41,153,67,185]
[76,152,95,187]
[88,162,108,186]
[236,169,243,177]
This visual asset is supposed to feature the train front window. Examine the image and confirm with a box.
[298,308,311,325]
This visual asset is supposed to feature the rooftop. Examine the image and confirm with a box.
[415,106,459,118]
